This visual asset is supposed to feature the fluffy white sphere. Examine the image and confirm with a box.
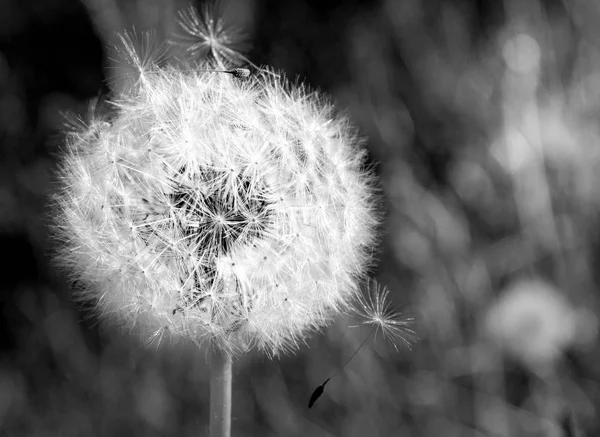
[51,39,380,357]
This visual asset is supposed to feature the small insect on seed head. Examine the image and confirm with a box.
[228,68,250,78]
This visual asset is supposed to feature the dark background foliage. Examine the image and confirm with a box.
[1,0,600,436]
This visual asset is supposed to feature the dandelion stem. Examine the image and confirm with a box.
[210,348,232,437]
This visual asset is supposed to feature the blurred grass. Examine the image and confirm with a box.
[2,0,600,436]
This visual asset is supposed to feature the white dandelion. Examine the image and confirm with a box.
[51,5,383,434]
[50,0,383,360]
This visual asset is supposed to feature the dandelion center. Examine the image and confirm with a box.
[165,165,272,313]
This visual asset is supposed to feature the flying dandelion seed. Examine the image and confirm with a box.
[308,280,415,408]
[175,3,250,68]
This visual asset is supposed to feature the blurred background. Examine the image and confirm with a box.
[2,0,600,435]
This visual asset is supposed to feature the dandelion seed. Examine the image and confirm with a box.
[175,3,249,68]
[308,280,415,408]
[308,378,329,409]
[110,29,169,89]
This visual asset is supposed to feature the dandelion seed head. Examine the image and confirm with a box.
[51,27,380,357]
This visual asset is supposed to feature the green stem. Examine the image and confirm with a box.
[209,348,232,437]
